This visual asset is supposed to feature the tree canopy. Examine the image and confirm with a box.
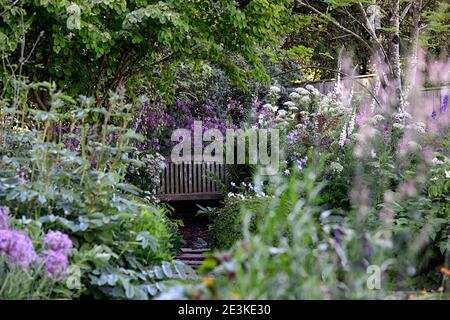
[0,0,293,107]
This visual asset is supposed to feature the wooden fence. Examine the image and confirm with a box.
[300,74,448,113]
[157,161,225,201]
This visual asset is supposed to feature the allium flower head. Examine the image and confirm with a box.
[43,249,69,282]
[0,230,37,267]
[44,231,73,255]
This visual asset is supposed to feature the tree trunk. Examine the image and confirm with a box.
[388,0,402,102]
[408,0,423,88]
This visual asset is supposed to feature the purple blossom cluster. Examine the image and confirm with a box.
[42,231,73,281]
[253,102,277,128]
[0,206,72,282]
[44,231,73,255]
[288,131,300,144]
[431,95,448,120]
[134,98,246,154]
[42,249,69,282]
[0,229,37,267]
[295,156,308,171]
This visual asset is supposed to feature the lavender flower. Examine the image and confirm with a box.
[44,231,73,255]
[42,249,69,282]
[0,206,8,229]
[0,230,37,267]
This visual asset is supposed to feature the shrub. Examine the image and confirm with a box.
[0,80,190,299]
[210,197,271,249]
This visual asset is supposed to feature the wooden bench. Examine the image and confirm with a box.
[157,161,226,201]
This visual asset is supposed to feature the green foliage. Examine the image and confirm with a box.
[209,197,271,249]
[0,77,187,299]
[0,255,55,300]
[195,204,218,223]
[0,0,293,102]
[224,164,256,190]
[174,153,449,299]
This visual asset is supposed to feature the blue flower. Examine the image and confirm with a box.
[431,111,437,120]
[440,95,448,114]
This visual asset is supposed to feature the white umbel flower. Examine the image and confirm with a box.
[330,162,344,174]
[289,92,301,99]
[300,96,311,105]
[269,86,281,93]
[283,101,296,108]
[277,110,287,117]
[294,87,310,95]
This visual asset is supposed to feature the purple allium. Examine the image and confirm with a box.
[0,230,37,267]
[42,249,69,282]
[0,206,8,230]
[440,95,448,114]
[44,231,73,255]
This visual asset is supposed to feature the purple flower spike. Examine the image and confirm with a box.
[440,95,448,114]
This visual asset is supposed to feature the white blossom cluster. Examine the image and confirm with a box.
[227,181,268,199]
